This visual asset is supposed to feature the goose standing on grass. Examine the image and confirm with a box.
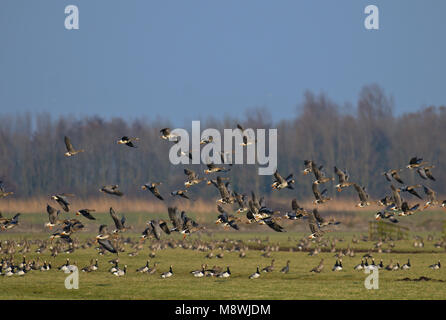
[332,259,343,271]
[280,260,290,274]
[99,185,124,197]
[310,259,324,273]
[141,182,164,201]
[64,136,85,157]
[137,260,150,273]
[354,259,364,271]
[113,265,127,277]
[249,266,261,279]
[262,259,275,273]
[161,265,173,278]
[334,167,353,191]
[401,259,411,270]
[117,136,139,148]
[216,266,231,278]
[429,260,441,270]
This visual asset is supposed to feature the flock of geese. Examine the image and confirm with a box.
[0,126,445,280]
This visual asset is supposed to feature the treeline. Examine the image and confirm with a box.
[0,84,445,202]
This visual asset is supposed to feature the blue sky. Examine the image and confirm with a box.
[1,0,445,124]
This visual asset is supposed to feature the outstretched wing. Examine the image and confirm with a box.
[64,136,74,152]
[109,207,123,229]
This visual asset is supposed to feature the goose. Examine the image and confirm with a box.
[76,209,96,220]
[184,169,204,188]
[142,220,171,241]
[280,260,290,274]
[51,194,72,212]
[249,266,261,279]
[259,217,285,232]
[109,207,130,233]
[96,225,118,254]
[334,167,353,191]
[400,185,423,200]
[284,199,308,220]
[354,259,364,271]
[170,189,190,200]
[216,266,231,278]
[353,184,371,207]
[215,176,234,204]
[375,207,399,223]
[312,209,340,228]
[417,165,436,181]
[192,265,206,278]
[442,200,446,209]
[423,185,438,209]
[383,169,404,184]
[161,265,173,278]
[0,213,20,231]
[332,259,343,271]
[401,259,411,270]
[307,214,326,239]
[390,184,403,210]
[407,156,426,169]
[234,192,248,214]
[262,259,275,273]
[378,195,394,207]
[312,182,331,204]
[378,259,384,269]
[215,206,240,231]
[99,185,124,197]
[399,202,420,216]
[311,162,334,184]
[191,264,207,276]
[137,260,150,273]
[141,182,164,201]
[392,261,400,271]
[59,258,70,272]
[117,136,139,148]
[271,170,295,190]
[204,162,230,174]
[113,265,127,277]
[0,181,13,198]
[160,128,179,141]
[147,262,159,275]
[429,260,441,270]
[303,160,313,175]
[64,136,84,157]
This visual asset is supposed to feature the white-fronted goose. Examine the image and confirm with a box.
[117,136,139,148]
[99,185,124,197]
[142,182,164,201]
[64,136,84,157]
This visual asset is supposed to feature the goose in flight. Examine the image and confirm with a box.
[109,207,130,233]
[271,170,294,190]
[303,160,313,175]
[215,205,240,230]
[312,182,331,204]
[171,189,190,200]
[95,225,118,254]
[383,169,404,184]
[311,162,334,184]
[400,185,423,200]
[76,209,96,220]
[423,185,438,209]
[284,199,308,220]
[375,206,399,223]
[51,193,73,212]
[398,202,420,217]
[353,184,371,207]
[64,136,84,157]
[215,176,235,204]
[334,167,353,191]
[141,182,164,201]
[184,169,204,188]
[142,220,171,241]
[417,166,436,181]
[0,213,20,231]
[0,181,13,198]
[160,128,179,141]
[45,204,62,229]
[117,136,139,148]
[99,185,124,197]
[407,156,426,169]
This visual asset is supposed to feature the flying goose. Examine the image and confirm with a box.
[307,213,325,239]
[76,209,96,220]
[64,136,84,157]
[215,176,234,204]
[353,183,371,207]
[117,136,139,148]
[383,169,404,184]
[95,225,118,254]
[334,167,353,191]
[417,166,436,181]
[390,185,403,210]
[284,199,308,220]
[271,170,295,190]
[234,192,248,214]
[312,209,340,227]
[160,128,179,141]
[303,160,313,175]
[312,182,331,204]
[249,266,261,279]
[51,193,73,212]
[311,162,334,184]
[399,202,420,216]
[400,185,423,200]
[45,204,62,229]
[184,169,204,188]
[0,213,20,231]
[141,182,164,201]
[0,181,13,198]
[142,220,170,241]
[170,189,190,200]
[99,185,124,197]
[375,206,399,223]
[407,156,426,169]
[423,185,438,209]
[109,207,129,233]
[215,205,240,230]
[259,217,285,232]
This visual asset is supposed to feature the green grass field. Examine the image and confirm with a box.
[1,231,446,300]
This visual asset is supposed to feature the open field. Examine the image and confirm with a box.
[1,231,446,300]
